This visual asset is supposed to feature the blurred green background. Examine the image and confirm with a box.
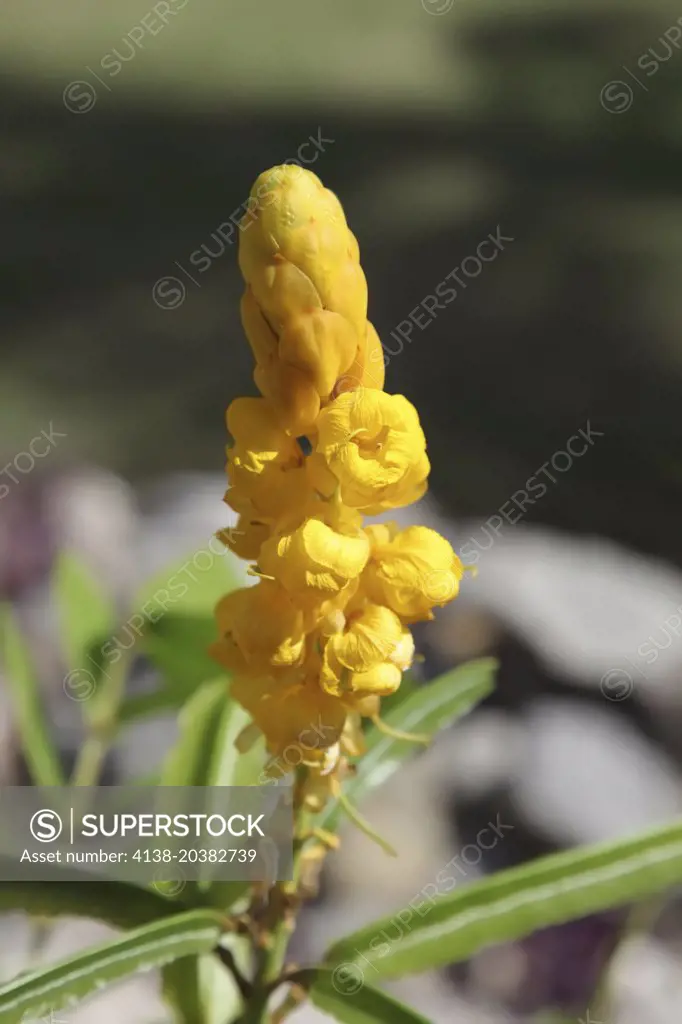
[2,0,682,556]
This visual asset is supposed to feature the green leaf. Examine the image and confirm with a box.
[52,551,116,675]
[318,658,496,832]
[0,876,189,929]
[160,678,259,910]
[162,956,204,1024]
[133,546,241,621]
[207,692,264,789]
[0,604,64,785]
[197,684,267,910]
[117,545,240,719]
[0,909,226,1023]
[142,612,224,700]
[116,612,230,723]
[160,678,265,909]
[162,946,245,1024]
[296,967,430,1024]
[325,818,682,979]
[161,678,232,787]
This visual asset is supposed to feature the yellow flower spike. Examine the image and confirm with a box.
[311,388,430,513]
[211,581,306,674]
[363,523,464,622]
[213,164,474,859]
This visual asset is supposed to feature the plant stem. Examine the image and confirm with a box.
[237,772,315,1023]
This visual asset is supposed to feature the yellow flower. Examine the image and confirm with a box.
[310,389,430,513]
[211,581,306,673]
[225,397,307,520]
[363,523,464,621]
[258,498,370,608]
[230,671,346,760]
[321,604,414,697]
[217,517,270,562]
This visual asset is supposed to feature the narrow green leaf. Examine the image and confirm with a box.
[161,679,231,787]
[52,551,116,674]
[0,877,189,929]
[326,818,682,979]
[208,695,263,789]
[0,604,64,785]
[0,909,226,1023]
[296,967,430,1024]
[318,658,496,832]
[160,679,257,909]
[198,685,266,910]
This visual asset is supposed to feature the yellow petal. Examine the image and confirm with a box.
[346,662,402,697]
[278,309,359,397]
[230,672,346,760]
[260,514,370,606]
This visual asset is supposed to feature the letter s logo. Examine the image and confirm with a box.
[30,809,63,842]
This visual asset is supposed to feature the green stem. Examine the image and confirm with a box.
[237,774,313,1023]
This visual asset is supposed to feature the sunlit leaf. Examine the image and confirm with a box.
[295,967,430,1024]
[326,818,682,978]
[0,909,225,1023]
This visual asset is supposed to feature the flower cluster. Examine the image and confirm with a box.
[212,165,464,796]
